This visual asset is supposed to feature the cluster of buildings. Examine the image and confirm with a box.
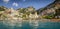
[0,0,60,20]
[0,6,40,21]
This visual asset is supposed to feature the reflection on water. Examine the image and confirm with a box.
[0,20,60,29]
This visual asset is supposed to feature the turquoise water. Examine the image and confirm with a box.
[0,21,60,29]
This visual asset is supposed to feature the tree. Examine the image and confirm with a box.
[0,6,6,11]
[42,14,55,19]
[17,8,27,13]
[55,9,60,19]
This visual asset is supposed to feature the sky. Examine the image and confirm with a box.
[0,0,55,10]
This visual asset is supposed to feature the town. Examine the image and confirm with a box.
[0,0,60,21]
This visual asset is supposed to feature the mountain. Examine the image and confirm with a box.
[37,0,60,14]
[37,0,60,19]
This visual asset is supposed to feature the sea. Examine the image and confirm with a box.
[0,19,60,29]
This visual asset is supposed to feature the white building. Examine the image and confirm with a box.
[29,12,38,19]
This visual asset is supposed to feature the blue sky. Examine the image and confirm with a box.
[0,0,55,10]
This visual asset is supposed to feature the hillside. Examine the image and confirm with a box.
[0,0,60,20]
[37,0,60,19]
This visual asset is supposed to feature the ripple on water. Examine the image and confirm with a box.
[0,20,60,29]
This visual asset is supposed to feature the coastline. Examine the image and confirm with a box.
[0,19,60,22]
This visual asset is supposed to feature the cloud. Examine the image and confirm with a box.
[3,0,9,3]
[12,2,18,7]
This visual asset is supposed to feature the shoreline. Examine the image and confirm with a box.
[0,19,60,22]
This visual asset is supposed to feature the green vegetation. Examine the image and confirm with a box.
[18,8,28,13]
[55,9,60,15]
[42,14,55,19]
[0,6,6,11]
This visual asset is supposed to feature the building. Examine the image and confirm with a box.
[27,6,35,11]
[29,12,38,19]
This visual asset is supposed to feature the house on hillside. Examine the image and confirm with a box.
[27,6,35,12]
[29,12,38,19]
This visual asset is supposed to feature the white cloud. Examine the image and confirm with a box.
[3,0,9,3]
[12,2,18,7]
